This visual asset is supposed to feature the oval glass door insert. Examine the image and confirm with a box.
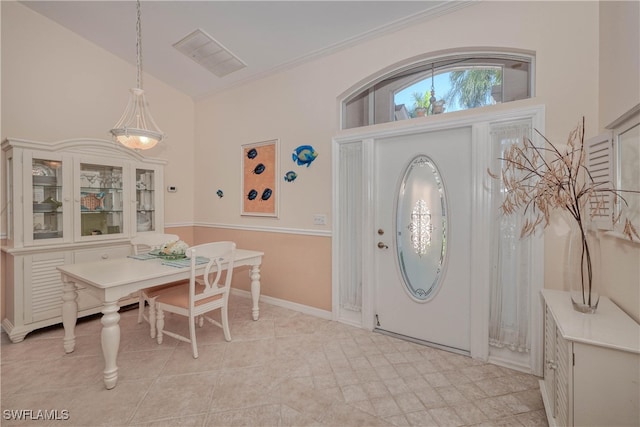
[396,155,447,301]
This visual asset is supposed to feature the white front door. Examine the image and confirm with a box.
[374,126,472,353]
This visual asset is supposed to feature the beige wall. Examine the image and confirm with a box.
[194,1,614,312]
[187,227,332,311]
[0,2,196,226]
[598,1,640,321]
[2,1,638,321]
[196,1,602,229]
[599,1,640,128]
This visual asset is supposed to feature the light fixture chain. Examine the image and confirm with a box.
[136,0,142,90]
[110,0,164,149]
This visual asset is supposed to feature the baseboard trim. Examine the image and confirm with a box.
[230,288,333,320]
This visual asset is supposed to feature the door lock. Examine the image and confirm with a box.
[377,242,388,249]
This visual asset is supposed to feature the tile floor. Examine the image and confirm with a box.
[1,295,548,426]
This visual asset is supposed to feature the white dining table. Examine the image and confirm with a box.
[57,248,264,389]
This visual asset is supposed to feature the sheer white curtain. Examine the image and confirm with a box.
[338,142,362,312]
[489,120,533,353]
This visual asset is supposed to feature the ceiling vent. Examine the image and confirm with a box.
[173,29,246,78]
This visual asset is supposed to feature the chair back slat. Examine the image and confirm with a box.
[186,242,236,306]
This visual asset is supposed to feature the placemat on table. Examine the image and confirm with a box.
[128,253,159,260]
[161,256,210,268]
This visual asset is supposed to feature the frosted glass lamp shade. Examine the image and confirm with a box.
[110,88,164,150]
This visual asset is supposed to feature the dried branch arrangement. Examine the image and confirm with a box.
[489,117,639,241]
[489,117,639,311]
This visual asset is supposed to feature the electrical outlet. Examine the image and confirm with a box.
[313,214,327,225]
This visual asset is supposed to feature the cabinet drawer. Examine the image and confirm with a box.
[73,246,130,263]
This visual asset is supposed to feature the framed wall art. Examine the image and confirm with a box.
[241,139,279,217]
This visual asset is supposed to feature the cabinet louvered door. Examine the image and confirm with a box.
[543,307,557,417]
[555,331,571,426]
[24,251,72,322]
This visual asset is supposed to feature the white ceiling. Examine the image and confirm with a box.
[21,1,469,100]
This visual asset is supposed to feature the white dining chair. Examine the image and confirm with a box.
[131,233,188,338]
[155,241,236,358]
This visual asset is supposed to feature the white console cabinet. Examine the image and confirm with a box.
[2,138,166,342]
[540,290,639,427]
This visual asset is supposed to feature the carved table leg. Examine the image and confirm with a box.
[100,301,121,390]
[61,280,78,353]
[250,264,261,321]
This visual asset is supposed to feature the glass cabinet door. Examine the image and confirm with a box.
[135,168,156,233]
[79,162,124,237]
[32,158,64,241]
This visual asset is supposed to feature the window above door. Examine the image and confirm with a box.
[342,51,534,129]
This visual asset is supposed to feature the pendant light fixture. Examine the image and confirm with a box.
[429,63,436,116]
[110,0,164,150]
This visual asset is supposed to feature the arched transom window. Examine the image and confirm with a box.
[342,51,534,129]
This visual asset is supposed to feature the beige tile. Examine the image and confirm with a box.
[312,373,338,389]
[221,337,276,369]
[160,342,225,376]
[404,409,439,426]
[362,381,391,399]
[370,395,404,417]
[130,372,217,423]
[384,377,411,396]
[454,381,488,401]
[52,379,152,426]
[416,386,447,410]
[334,369,360,386]
[437,385,469,406]
[15,354,104,394]
[424,371,452,388]
[349,398,377,416]
[374,364,399,380]
[474,377,513,397]
[512,389,545,412]
[393,362,421,379]
[428,406,465,426]
[394,392,426,414]
[514,409,549,427]
[384,413,411,426]
[278,379,334,422]
[280,404,324,427]
[451,402,489,425]
[2,298,548,427]
[341,384,369,403]
[118,348,176,381]
[320,402,389,426]
[1,387,82,427]
[132,414,207,426]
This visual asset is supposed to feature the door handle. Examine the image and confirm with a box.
[377,242,388,249]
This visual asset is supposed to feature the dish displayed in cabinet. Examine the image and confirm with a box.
[33,231,62,239]
[33,176,58,185]
[33,203,57,213]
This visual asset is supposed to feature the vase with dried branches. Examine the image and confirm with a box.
[490,117,639,313]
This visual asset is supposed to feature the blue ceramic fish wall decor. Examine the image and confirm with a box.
[216,189,224,198]
[292,145,318,167]
[247,148,258,159]
[253,163,266,175]
[284,171,297,182]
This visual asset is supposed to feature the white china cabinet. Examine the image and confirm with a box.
[1,138,166,342]
[540,290,639,427]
